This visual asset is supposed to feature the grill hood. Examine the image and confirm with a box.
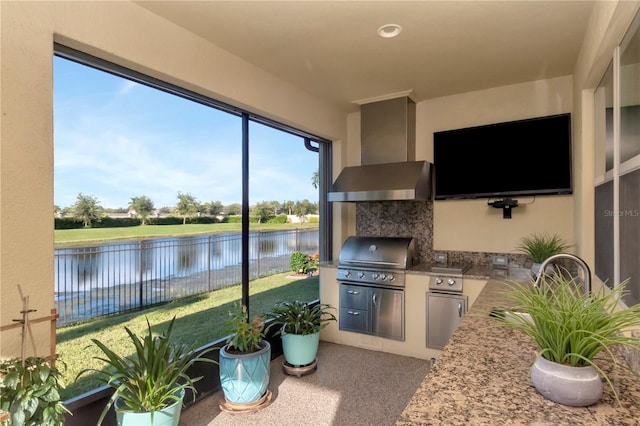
[328,96,433,202]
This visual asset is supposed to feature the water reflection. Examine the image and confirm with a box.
[55,229,318,291]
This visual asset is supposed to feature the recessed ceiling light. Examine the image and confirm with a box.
[377,24,402,38]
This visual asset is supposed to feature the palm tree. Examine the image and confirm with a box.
[72,193,103,227]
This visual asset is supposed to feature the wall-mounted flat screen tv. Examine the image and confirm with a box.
[433,113,572,200]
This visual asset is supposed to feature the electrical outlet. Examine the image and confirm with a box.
[434,253,448,264]
[493,255,509,268]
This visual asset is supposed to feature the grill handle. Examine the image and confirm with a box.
[340,260,402,268]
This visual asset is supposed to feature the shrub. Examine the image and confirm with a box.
[93,217,141,228]
[54,217,84,229]
[226,215,260,224]
[267,214,288,224]
[290,251,311,274]
[152,216,184,226]
[0,356,70,426]
[189,216,218,224]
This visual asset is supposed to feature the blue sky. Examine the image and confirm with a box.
[53,56,319,210]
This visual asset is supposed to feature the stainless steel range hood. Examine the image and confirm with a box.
[327,160,432,202]
[328,96,433,202]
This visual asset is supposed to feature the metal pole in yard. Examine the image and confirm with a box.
[207,235,212,291]
[257,231,261,278]
[138,241,144,309]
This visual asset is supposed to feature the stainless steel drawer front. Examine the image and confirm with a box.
[339,283,405,341]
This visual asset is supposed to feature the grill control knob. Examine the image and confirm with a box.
[345,271,352,278]
[435,278,443,285]
[358,272,366,279]
[447,278,456,286]
[380,274,387,281]
[388,274,395,281]
[372,273,379,280]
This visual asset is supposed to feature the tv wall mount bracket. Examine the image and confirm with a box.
[488,197,519,219]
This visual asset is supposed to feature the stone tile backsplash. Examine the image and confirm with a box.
[356,201,433,264]
[355,200,529,267]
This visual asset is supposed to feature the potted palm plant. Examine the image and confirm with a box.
[492,273,640,407]
[218,303,271,407]
[76,316,216,426]
[265,300,336,371]
[516,232,571,277]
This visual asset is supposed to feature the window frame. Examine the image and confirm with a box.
[53,42,333,312]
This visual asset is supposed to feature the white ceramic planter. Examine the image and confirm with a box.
[531,262,542,279]
[530,356,603,407]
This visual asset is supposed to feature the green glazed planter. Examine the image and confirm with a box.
[282,332,320,366]
[114,388,184,426]
[219,340,271,404]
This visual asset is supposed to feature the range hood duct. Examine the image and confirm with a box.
[328,96,433,202]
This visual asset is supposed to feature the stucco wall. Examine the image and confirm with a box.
[420,75,575,254]
[0,1,344,357]
[2,0,639,357]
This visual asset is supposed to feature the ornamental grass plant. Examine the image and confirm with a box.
[265,300,336,336]
[494,272,640,402]
[76,316,216,425]
[516,232,571,263]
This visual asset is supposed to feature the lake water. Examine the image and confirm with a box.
[54,229,318,324]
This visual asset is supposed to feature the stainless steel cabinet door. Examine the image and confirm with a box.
[370,287,404,341]
[426,292,467,350]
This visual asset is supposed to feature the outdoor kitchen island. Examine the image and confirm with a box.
[396,280,640,425]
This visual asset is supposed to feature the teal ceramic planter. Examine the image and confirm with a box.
[282,332,319,366]
[219,340,271,404]
[114,388,184,426]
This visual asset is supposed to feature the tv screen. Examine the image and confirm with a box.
[433,113,572,200]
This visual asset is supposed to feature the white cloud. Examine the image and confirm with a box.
[54,59,318,210]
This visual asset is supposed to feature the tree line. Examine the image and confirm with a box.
[55,192,319,228]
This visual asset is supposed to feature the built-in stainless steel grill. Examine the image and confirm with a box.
[336,236,417,288]
[337,236,418,342]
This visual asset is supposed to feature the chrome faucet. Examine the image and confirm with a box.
[534,253,592,295]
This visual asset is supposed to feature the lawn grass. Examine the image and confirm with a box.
[58,272,319,400]
[55,222,319,245]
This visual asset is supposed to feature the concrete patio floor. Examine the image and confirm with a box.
[179,341,431,426]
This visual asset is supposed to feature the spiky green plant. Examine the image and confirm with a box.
[516,232,571,263]
[76,316,216,425]
[493,273,640,403]
[265,300,336,336]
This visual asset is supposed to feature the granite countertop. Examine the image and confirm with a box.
[396,280,640,425]
[321,260,530,282]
